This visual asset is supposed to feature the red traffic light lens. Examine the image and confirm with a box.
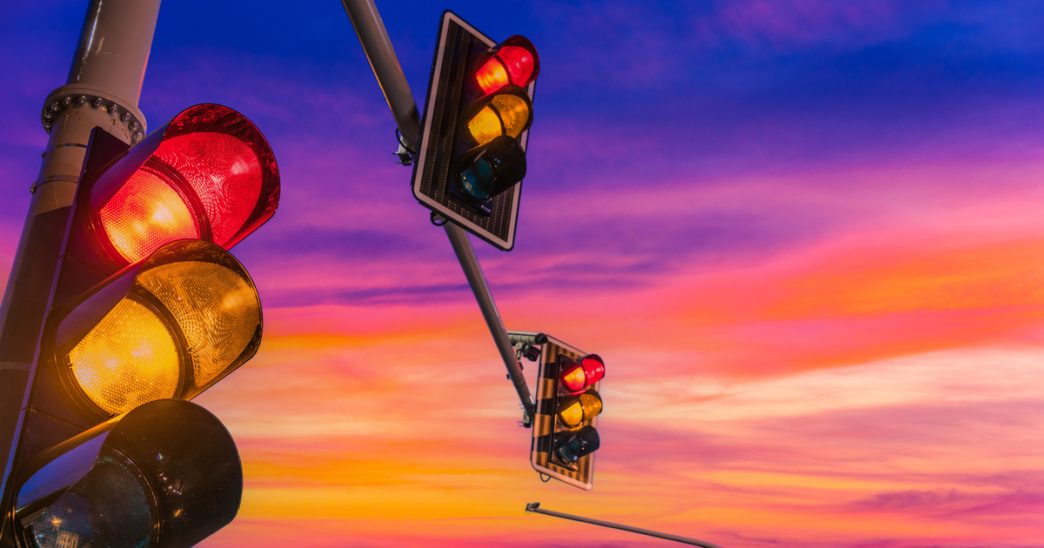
[98,168,200,264]
[476,36,540,95]
[561,354,605,395]
[56,240,262,417]
[90,104,280,265]
[465,88,533,146]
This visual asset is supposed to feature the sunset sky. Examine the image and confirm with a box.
[3,1,1044,546]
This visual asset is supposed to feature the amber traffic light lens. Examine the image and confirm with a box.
[90,104,280,266]
[137,261,260,386]
[466,92,532,146]
[60,240,262,417]
[68,298,181,415]
[561,354,605,395]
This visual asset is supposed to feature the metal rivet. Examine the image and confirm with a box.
[92,97,103,108]
[75,95,86,106]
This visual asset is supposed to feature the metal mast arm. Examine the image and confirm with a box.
[340,0,535,423]
[525,503,722,548]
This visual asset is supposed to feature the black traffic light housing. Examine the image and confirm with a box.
[516,332,605,490]
[412,11,539,250]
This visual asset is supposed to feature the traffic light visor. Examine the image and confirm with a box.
[56,240,262,417]
[476,36,540,95]
[89,104,280,265]
[561,354,605,395]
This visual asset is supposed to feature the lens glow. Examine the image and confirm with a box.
[466,94,532,146]
[98,169,199,263]
[559,392,603,428]
[467,106,503,146]
[497,45,536,87]
[476,58,509,95]
[492,94,531,138]
[153,133,263,246]
[137,261,259,386]
[68,298,180,415]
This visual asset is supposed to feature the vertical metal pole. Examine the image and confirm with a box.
[0,0,159,540]
[341,0,535,422]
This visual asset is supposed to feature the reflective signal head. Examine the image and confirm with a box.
[87,104,280,265]
[465,87,533,146]
[560,354,605,395]
[475,35,540,95]
[55,240,262,417]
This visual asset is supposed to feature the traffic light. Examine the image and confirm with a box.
[412,11,539,250]
[12,400,241,548]
[4,103,279,544]
[521,333,605,490]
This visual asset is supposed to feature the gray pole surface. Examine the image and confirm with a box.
[0,0,159,541]
[341,0,536,423]
[525,502,723,548]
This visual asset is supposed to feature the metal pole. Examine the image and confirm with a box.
[525,502,723,548]
[0,0,159,541]
[445,223,536,421]
[341,0,421,147]
[341,0,536,423]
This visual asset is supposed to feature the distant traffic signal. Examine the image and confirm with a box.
[520,333,605,490]
[413,12,539,250]
[4,103,279,545]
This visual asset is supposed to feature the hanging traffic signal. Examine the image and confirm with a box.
[517,332,605,490]
[413,12,539,250]
[3,103,279,545]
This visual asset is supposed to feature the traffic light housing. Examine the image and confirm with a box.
[412,11,539,250]
[523,333,605,490]
[13,400,241,547]
[4,103,279,545]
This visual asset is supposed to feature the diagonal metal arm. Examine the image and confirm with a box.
[525,502,722,548]
[341,0,535,424]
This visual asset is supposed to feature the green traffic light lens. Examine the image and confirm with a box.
[555,425,600,463]
[456,136,527,202]
[459,156,498,200]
